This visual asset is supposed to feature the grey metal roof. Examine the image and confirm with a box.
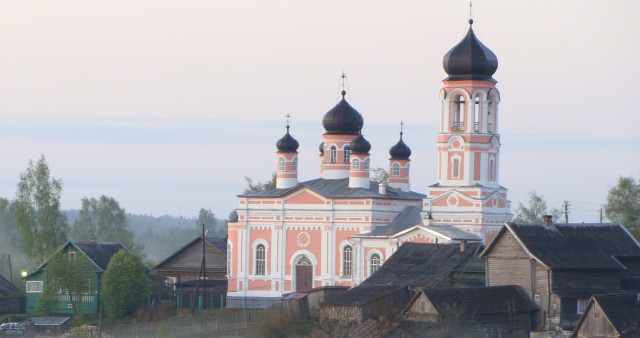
[322,93,364,135]
[484,223,640,270]
[389,132,411,160]
[354,206,480,241]
[239,178,425,200]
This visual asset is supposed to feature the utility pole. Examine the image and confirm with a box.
[563,201,570,223]
[191,224,207,314]
[600,208,603,223]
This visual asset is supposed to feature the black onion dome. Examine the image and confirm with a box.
[322,91,364,135]
[442,20,498,82]
[350,133,371,155]
[389,132,411,160]
[319,142,325,155]
[276,125,299,152]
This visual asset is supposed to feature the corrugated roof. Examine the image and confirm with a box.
[73,241,126,271]
[496,223,640,270]
[239,178,425,200]
[591,293,640,337]
[0,273,18,295]
[359,242,482,288]
[418,286,537,316]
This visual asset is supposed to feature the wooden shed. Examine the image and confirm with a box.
[572,293,640,338]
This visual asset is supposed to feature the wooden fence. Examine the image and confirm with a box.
[0,296,25,315]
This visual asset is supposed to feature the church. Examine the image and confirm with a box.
[226,18,512,301]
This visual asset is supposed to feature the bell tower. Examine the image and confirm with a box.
[423,19,512,243]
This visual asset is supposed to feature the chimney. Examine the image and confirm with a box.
[89,234,96,243]
[426,212,433,226]
[460,240,466,252]
[379,182,387,195]
[542,215,553,227]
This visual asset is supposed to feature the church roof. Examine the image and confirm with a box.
[389,132,411,160]
[481,223,640,270]
[322,92,364,135]
[239,178,425,200]
[442,19,498,82]
[354,206,480,241]
[276,125,299,153]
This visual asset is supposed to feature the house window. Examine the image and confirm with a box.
[68,251,76,260]
[342,245,353,277]
[352,158,360,170]
[577,299,589,314]
[278,157,285,171]
[26,281,43,293]
[227,244,232,276]
[343,146,351,163]
[256,244,266,275]
[452,158,460,178]
[364,158,370,170]
[292,157,298,171]
[392,163,400,176]
[369,253,381,275]
[534,294,540,302]
[329,146,337,163]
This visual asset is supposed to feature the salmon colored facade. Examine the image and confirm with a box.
[227,19,512,303]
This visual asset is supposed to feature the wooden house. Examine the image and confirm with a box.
[480,222,640,331]
[321,241,484,324]
[153,236,227,307]
[24,239,125,315]
[571,293,640,338]
[403,286,538,337]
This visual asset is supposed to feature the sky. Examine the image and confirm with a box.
[0,1,638,222]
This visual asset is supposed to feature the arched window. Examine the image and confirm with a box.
[227,244,232,275]
[292,157,298,171]
[392,162,400,176]
[278,157,285,171]
[329,146,337,163]
[343,146,351,163]
[342,245,353,277]
[256,244,266,275]
[406,163,410,176]
[487,101,495,133]
[489,158,495,180]
[453,94,465,131]
[452,158,460,178]
[474,95,481,132]
[352,158,360,170]
[370,253,381,275]
[364,158,370,170]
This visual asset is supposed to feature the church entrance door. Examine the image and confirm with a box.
[295,256,313,292]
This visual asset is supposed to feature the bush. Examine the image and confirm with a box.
[101,249,150,318]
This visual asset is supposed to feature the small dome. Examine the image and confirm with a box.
[389,132,411,160]
[319,142,325,155]
[442,21,498,82]
[350,132,371,155]
[276,125,299,152]
[322,91,364,135]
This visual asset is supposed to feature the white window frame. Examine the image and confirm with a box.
[292,157,298,171]
[342,245,353,277]
[26,281,43,293]
[329,145,337,163]
[392,162,400,176]
[278,156,285,171]
[227,243,232,276]
[577,298,589,314]
[369,253,381,276]
[343,146,351,163]
[352,158,360,170]
[364,158,370,170]
[255,244,266,275]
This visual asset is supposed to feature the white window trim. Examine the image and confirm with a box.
[343,145,351,163]
[392,162,400,176]
[278,156,285,171]
[352,158,360,170]
[252,239,269,277]
[329,145,337,163]
[292,157,298,171]
[26,281,43,293]
[339,242,354,278]
[366,249,383,276]
[226,242,233,277]
[364,158,370,170]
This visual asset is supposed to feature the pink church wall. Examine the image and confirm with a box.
[285,190,324,204]
[248,279,270,292]
[284,228,322,275]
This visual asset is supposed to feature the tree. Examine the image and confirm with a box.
[36,249,95,317]
[243,172,277,193]
[101,249,150,318]
[70,196,143,254]
[14,155,68,260]
[605,176,640,239]
[513,190,562,223]
[196,208,218,236]
[371,168,389,183]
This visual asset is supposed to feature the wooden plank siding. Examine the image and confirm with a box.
[573,301,619,338]
[155,239,227,282]
[486,231,535,295]
[552,270,620,291]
